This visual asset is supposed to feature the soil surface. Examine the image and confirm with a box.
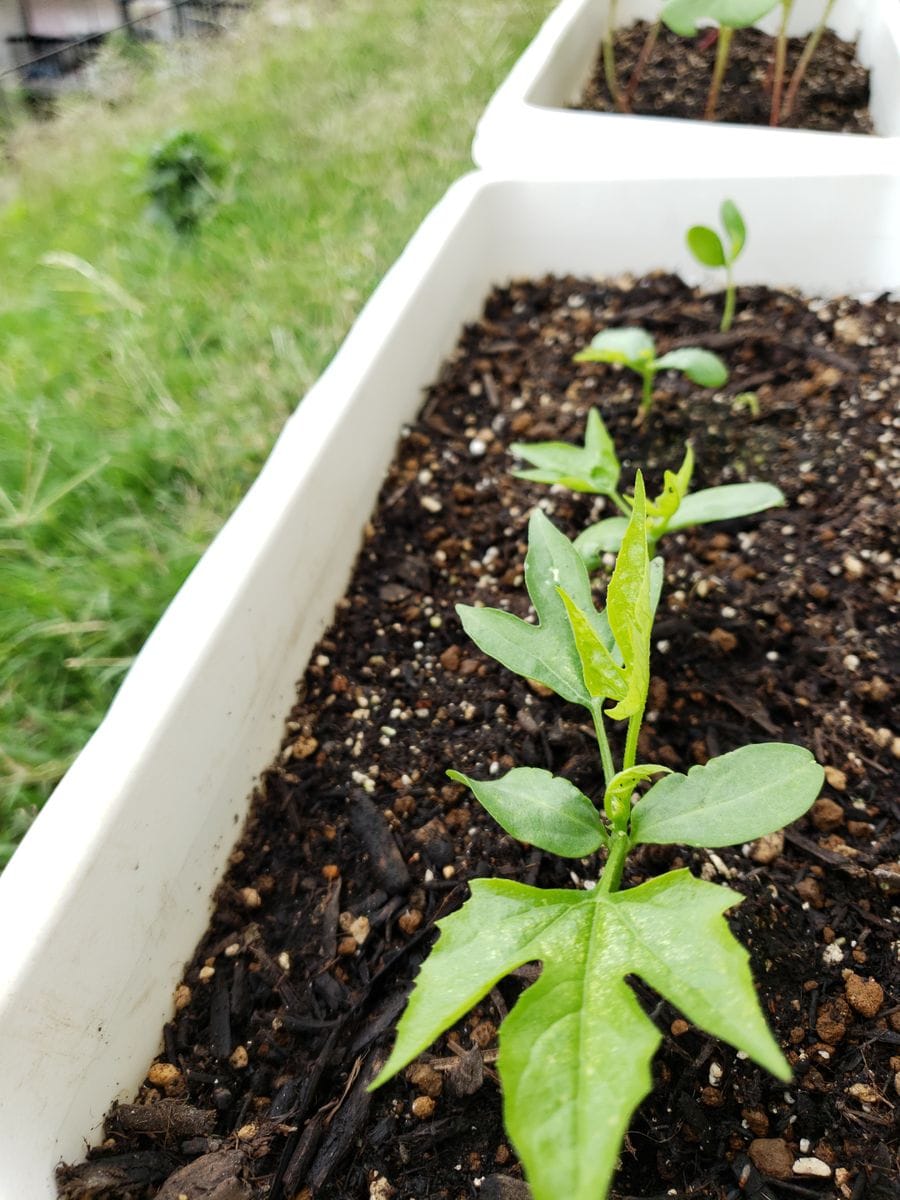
[575,23,872,133]
[59,274,899,1200]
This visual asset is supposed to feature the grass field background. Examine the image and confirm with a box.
[0,0,550,864]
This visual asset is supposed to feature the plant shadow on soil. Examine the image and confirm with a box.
[59,273,899,1200]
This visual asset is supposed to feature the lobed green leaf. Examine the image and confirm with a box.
[630,743,824,848]
[447,767,607,858]
[457,509,614,708]
[510,409,620,495]
[374,870,790,1200]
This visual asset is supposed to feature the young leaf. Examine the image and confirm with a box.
[374,871,790,1200]
[447,767,607,858]
[651,443,694,523]
[574,327,655,366]
[557,588,627,703]
[721,197,746,258]
[666,481,784,530]
[686,224,726,268]
[604,763,671,826]
[604,474,652,721]
[631,743,824,848]
[510,409,620,495]
[457,509,614,708]
[654,347,728,389]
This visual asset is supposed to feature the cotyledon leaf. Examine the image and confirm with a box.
[457,508,615,708]
[447,767,607,858]
[662,0,778,37]
[372,871,790,1200]
[631,743,823,848]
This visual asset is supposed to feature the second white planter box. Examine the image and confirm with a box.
[0,171,898,1196]
[473,0,900,176]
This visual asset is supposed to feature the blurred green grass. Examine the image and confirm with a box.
[0,0,550,863]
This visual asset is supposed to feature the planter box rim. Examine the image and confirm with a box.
[473,0,900,176]
[1,169,898,1196]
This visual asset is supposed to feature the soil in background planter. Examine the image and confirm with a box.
[58,275,899,1200]
[575,23,873,133]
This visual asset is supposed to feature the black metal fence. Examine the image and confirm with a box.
[1,0,248,94]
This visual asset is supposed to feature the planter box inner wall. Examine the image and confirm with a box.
[473,0,900,174]
[1,172,898,1196]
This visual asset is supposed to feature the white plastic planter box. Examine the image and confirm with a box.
[473,0,900,176]
[1,171,899,1196]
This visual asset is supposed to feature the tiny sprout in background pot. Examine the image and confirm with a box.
[573,327,728,414]
[510,408,784,565]
[687,198,747,333]
[370,484,823,1200]
[661,1,780,120]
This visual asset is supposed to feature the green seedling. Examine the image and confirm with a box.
[510,407,784,564]
[733,389,761,417]
[573,327,728,412]
[371,483,823,1200]
[662,1,780,119]
[783,0,838,121]
[686,198,746,332]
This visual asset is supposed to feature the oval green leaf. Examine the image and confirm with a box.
[666,482,785,532]
[686,224,726,268]
[721,198,746,259]
[630,743,824,848]
[447,768,607,858]
[574,327,655,368]
[654,347,729,389]
[663,0,778,34]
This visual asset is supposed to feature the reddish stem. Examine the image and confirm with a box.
[624,18,660,108]
[770,0,795,126]
[783,0,836,121]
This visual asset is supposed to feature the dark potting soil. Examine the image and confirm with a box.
[575,23,873,134]
[58,275,899,1200]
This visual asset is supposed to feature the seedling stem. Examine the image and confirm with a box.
[596,831,629,894]
[770,0,795,125]
[783,0,837,120]
[591,698,616,788]
[706,26,733,120]
[603,1,625,111]
[625,18,661,106]
[722,262,736,331]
